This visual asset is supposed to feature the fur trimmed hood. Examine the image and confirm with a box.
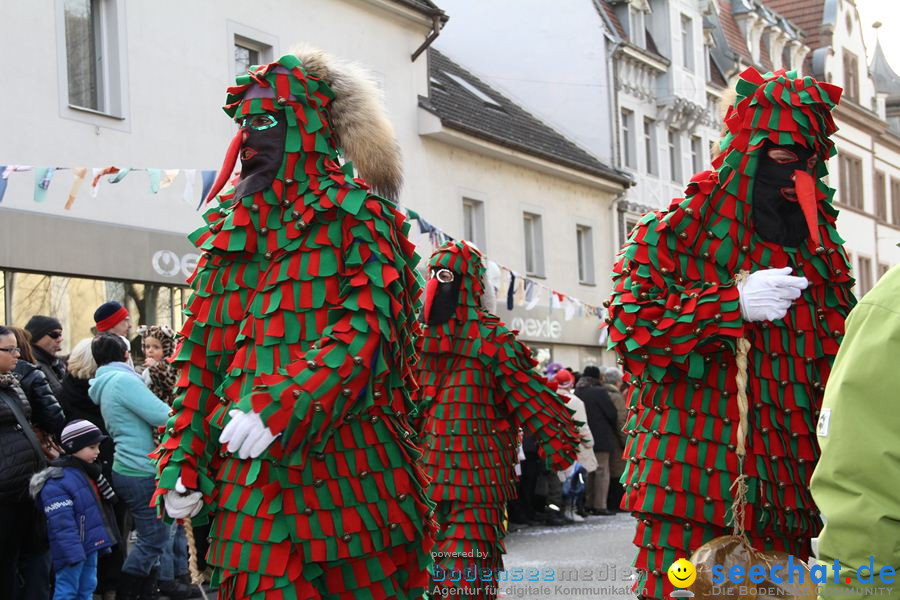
[30,465,63,499]
[291,45,403,199]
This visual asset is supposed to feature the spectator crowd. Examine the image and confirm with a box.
[0,302,202,600]
[508,362,629,529]
[0,301,628,599]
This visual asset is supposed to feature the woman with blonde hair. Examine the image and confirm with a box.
[58,337,124,600]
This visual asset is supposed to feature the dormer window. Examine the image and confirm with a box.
[630,6,646,48]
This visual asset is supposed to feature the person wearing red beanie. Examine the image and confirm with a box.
[93,302,131,337]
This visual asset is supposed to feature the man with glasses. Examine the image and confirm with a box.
[25,315,66,398]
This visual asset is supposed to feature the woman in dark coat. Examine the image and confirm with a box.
[10,327,66,437]
[0,325,54,600]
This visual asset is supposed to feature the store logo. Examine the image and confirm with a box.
[152,250,199,279]
[509,316,563,340]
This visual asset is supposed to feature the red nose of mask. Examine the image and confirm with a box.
[205,128,244,204]
[424,277,438,323]
[793,170,821,248]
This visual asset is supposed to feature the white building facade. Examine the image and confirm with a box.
[716,0,900,295]
[1,0,628,368]
[599,0,733,246]
[0,0,445,339]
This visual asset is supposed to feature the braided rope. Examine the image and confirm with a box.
[730,271,752,540]
[183,518,206,588]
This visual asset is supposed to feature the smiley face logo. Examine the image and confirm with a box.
[667,558,696,588]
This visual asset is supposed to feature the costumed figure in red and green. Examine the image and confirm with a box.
[415,240,580,599]
[152,47,436,599]
[607,67,856,599]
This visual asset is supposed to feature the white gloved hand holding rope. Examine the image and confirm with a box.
[737,266,808,322]
[163,477,204,519]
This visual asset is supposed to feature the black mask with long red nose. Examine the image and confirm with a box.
[424,268,461,326]
[751,141,818,247]
[233,113,287,201]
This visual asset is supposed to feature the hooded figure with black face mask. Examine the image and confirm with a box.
[415,240,580,599]
[152,48,435,599]
[607,67,856,600]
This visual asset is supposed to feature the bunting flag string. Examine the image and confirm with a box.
[0,163,609,328]
[396,204,608,323]
[0,164,218,210]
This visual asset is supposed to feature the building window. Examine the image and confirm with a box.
[622,109,636,168]
[838,154,863,210]
[691,136,703,174]
[62,0,123,116]
[857,256,873,296]
[668,129,681,182]
[629,7,646,48]
[64,0,100,110]
[576,226,595,285]
[234,44,259,75]
[462,198,486,250]
[523,213,545,277]
[892,178,900,227]
[644,117,657,176]
[843,50,859,103]
[234,35,273,76]
[875,171,887,221]
[681,15,694,72]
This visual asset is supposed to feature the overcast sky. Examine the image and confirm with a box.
[857,0,900,72]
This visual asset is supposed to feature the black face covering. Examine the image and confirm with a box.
[425,268,462,326]
[751,141,817,247]
[233,113,286,201]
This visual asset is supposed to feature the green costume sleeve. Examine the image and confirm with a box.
[153,255,231,516]
[492,323,580,471]
[236,203,421,461]
[608,210,745,384]
[811,266,900,598]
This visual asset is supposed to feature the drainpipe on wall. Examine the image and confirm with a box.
[412,14,444,62]
[611,191,629,253]
[603,22,626,262]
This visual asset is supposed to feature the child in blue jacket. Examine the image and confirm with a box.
[31,419,119,600]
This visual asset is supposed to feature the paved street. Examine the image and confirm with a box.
[499,513,638,600]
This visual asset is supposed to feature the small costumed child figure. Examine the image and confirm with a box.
[416,240,580,599]
[139,325,178,406]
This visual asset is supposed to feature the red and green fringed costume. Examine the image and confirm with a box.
[152,53,436,599]
[415,241,580,599]
[608,68,856,599]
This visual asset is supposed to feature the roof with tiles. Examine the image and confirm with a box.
[763,0,826,51]
[717,0,811,72]
[871,39,900,101]
[420,49,631,185]
[718,0,754,64]
[598,0,626,38]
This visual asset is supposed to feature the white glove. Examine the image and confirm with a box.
[163,477,204,519]
[737,267,808,322]
[219,409,278,459]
